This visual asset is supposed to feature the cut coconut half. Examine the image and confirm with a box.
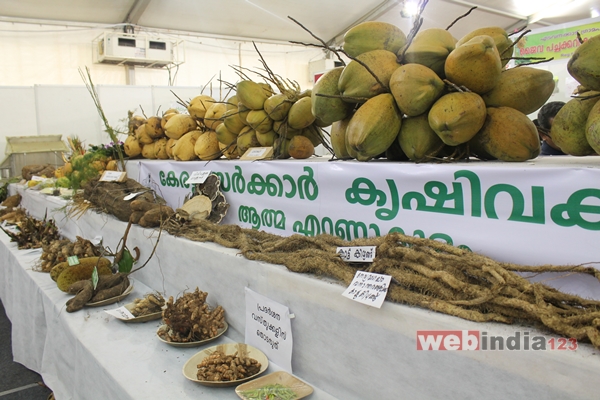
[179,195,212,221]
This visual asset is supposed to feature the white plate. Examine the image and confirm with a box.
[86,282,134,307]
[235,371,314,400]
[156,322,228,347]
[112,302,164,323]
[183,343,268,387]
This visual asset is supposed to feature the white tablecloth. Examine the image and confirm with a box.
[3,185,600,399]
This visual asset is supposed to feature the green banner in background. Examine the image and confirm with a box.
[514,20,600,62]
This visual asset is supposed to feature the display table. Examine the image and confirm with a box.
[0,190,335,400]
[2,185,600,399]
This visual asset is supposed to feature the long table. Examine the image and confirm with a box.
[2,185,600,399]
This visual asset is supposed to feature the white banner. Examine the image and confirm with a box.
[136,158,600,297]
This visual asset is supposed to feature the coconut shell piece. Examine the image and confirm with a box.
[179,195,212,221]
[195,174,221,201]
[178,173,230,224]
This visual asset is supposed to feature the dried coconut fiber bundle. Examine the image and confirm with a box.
[165,220,600,349]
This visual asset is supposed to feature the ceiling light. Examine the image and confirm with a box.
[592,7,600,18]
[400,1,419,18]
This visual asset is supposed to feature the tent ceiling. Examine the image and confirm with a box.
[0,0,598,43]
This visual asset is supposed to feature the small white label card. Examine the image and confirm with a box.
[30,175,45,181]
[337,246,376,262]
[240,147,274,160]
[104,305,135,320]
[67,255,80,266]
[185,170,211,185]
[245,288,293,373]
[342,271,391,309]
[100,170,127,182]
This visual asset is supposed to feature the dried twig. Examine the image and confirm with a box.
[79,67,127,172]
[446,6,477,31]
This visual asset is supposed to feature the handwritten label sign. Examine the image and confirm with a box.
[337,246,376,262]
[67,255,80,266]
[100,171,127,182]
[104,306,135,320]
[30,175,45,182]
[240,147,273,160]
[245,288,293,372]
[342,271,391,308]
[185,170,211,185]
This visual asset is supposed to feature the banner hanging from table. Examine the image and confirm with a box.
[137,159,600,269]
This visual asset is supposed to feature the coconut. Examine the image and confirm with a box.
[288,135,315,159]
[470,107,540,162]
[389,63,445,117]
[136,124,153,145]
[311,66,354,126]
[428,92,487,146]
[124,135,142,157]
[338,49,401,101]
[551,94,600,156]
[343,21,407,57]
[398,114,445,162]
[172,130,202,161]
[141,142,157,159]
[330,117,352,159]
[256,130,277,147]
[288,97,316,130]
[444,35,502,94]
[194,131,221,161]
[164,114,198,140]
[237,127,261,154]
[204,102,227,131]
[215,123,239,146]
[236,80,270,110]
[145,116,165,139]
[246,109,274,133]
[223,108,246,134]
[264,93,293,121]
[402,28,457,77]
[153,137,170,159]
[188,95,216,120]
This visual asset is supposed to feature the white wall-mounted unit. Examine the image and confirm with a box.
[93,32,184,68]
[309,58,343,83]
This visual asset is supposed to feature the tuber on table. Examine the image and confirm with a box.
[89,273,130,303]
[130,293,165,317]
[65,272,131,312]
[160,287,226,342]
[196,349,261,382]
[38,236,102,273]
[66,280,94,312]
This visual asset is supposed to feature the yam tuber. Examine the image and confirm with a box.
[66,280,94,312]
